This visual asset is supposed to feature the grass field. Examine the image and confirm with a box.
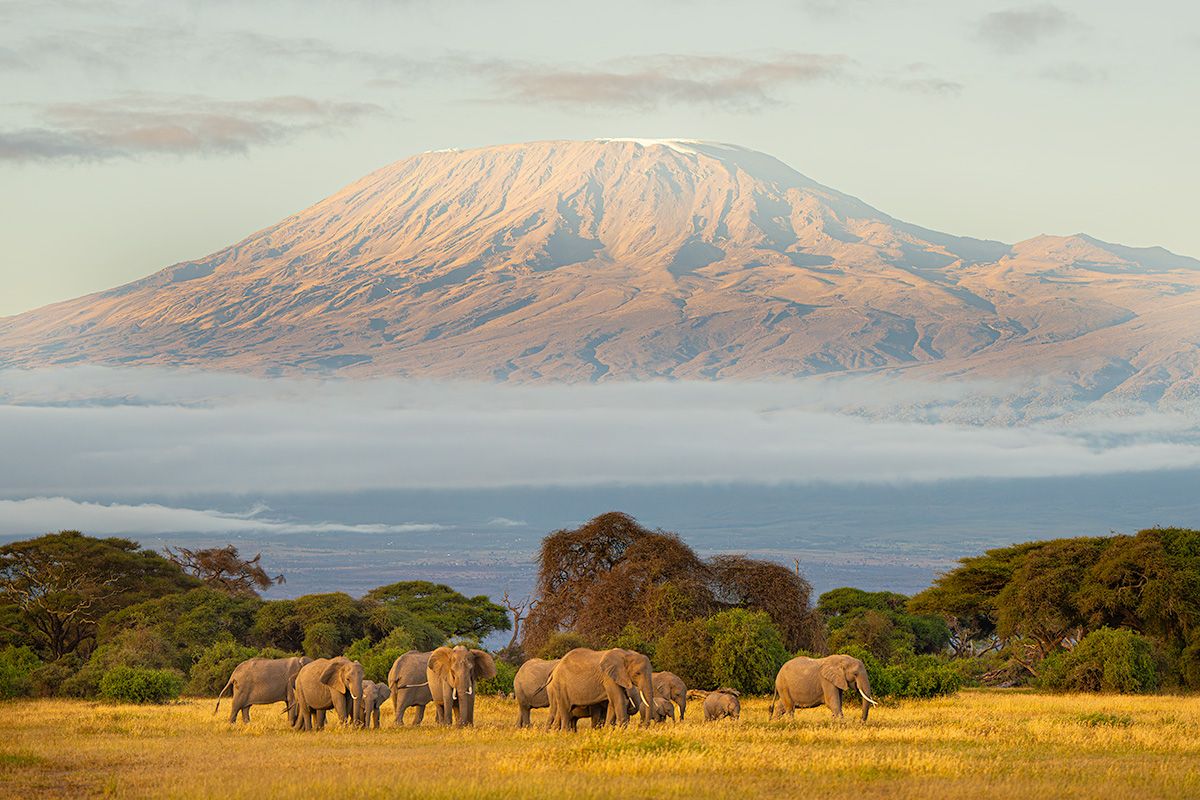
[3,691,1199,799]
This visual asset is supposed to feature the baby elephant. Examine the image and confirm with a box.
[703,688,740,721]
[361,679,392,729]
[651,696,676,723]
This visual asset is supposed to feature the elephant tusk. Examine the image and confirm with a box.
[637,688,649,708]
[861,692,878,706]
[452,689,458,701]
[466,685,473,696]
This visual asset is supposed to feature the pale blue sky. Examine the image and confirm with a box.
[1,0,1197,316]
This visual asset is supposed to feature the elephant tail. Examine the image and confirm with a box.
[399,682,429,689]
[768,689,779,717]
[213,677,235,715]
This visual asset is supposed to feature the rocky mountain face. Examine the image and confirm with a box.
[1,139,1197,409]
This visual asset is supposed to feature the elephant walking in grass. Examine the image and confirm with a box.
[292,657,366,731]
[214,656,311,724]
[545,648,654,731]
[651,697,676,723]
[770,654,878,722]
[652,671,687,721]
[426,645,497,727]
[702,689,740,721]
[361,679,391,729]
[514,657,633,729]
[388,651,436,726]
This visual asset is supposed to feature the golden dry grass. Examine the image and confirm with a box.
[3,690,1199,799]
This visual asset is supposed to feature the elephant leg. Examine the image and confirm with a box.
[229,689,247,724]
[415,704,427,725]
[240,706,250,723]
[517,703,530,728]
[823,684,843,718]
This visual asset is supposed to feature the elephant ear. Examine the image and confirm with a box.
[601,650,633,688]
[821,662,849,691]
[428,647,451,676]
[319,659,343,686]
[377,684,391,701]
[470,650,497,681]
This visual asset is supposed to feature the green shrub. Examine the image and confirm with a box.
[477,658,516,695]
[98,666,185,704]
[1037,628,1158,693]
[882,655,963,699]
[709,609,790,694]
[28,656,81,698]
[64,628,178,698]
[344,628,417,683]
[0,646,41,699]
[536,631,590,660]
[613,623,656,661]
[302,622,340,659]
[654,619,715,690]
[186,635,257,695]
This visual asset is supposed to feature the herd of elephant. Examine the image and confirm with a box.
[215,645,877,731]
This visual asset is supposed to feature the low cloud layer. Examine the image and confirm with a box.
[1,367,1197,498]
[976,4,1078,51]
[0,497,443,536]
[0,94,381,163]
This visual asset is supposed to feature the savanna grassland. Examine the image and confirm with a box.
[3,691,1199,800]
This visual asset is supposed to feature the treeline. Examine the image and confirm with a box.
[2,516,1198,703]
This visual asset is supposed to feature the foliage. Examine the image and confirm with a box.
[186,635,258,695]
[98,666,185,704]
[536,631,590,660]
[821,588,950,662]
[0,645,41,699]
[344,628,417,683]
[164,545,285,598]
[65,628,179,698]
[880,656,964,699]
[708,609,790,694]
[613,623,657,661]
[653,619,715,690]
[366,581,509,642]
[0,531,196,659]
[477,658,516,696]
[1037,628,1158,694]
[302,622,341,659]
[27,655,81,698]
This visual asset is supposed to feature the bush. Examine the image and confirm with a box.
[536,631,590,660]
[0,646,41,699]
[613,623,656,661]
[303,622,340,659]
[882,655,963,699]
[344,628,417,683]
[709,609,790,694]
[64,628,179,698]
[654,619,715,690]
[98,666,185,704]
[27,656,81,698]
[1038,628,1158,693]
[186,635,257,695]
[477,658,516,696]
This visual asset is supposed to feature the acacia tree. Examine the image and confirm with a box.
[164,545,284,598]
[0,531,195,659]
[709,555,822,652]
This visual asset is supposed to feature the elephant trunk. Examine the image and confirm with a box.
[637,676,654,727]
[456,675,474,726]
[855,674,876,721]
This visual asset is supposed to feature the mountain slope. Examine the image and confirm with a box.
[0,139,1197,406]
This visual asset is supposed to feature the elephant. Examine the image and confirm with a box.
[514,657,634,729]
[652,671,687,721]
[361,679,391,729]
[770,654,878,722]
[426,645,497,727]
[651,696,676,723]
[213,656,312,724]
[388,651,436,726]
[291,657,366,731]
[545,648,654,731]
[703,688,740,721]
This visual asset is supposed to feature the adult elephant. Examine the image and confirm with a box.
[514,658,628,729]
[652,671,687,721]
[426,645,496,727]
[388,651,436,726]
[770,654,878,722]
[213,656,311,724]
[292,657,366,731]
[546,648,653,731]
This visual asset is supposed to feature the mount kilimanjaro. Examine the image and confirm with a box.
[1,138,1197,408]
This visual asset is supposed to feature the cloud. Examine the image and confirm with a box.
[486,517,527,528]
[482,53,851,110]
[0,94,382,163]
[1,368,1198,497]
[1038,61,1109,85]
[0,496,445,536]
[977,4,1078,52]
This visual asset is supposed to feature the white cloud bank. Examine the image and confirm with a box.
[0,497,444,537]
[0,367,1197,497]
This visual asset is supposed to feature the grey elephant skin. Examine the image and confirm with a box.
[214,656,312,724]
[361,679,392,729]
[652,671,687,721]
[703,689,740,721]
[426,645,497,727]
[651,696,676,723]
[770,654,878,722]
[546,648,654,731]
[388,650,436,725]
[292,656,366,731]
[514,657,632,730]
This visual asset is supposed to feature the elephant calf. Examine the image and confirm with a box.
[652,671,687,721]
[651,697,676,723]
[361,679,391,729]
[703,689,740,721]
